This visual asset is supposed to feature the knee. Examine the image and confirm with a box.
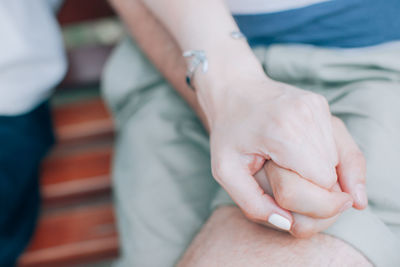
[178,207,373,267]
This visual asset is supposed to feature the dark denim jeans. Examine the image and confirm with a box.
[0,102,54,266]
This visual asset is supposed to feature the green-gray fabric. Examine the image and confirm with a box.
[101,38,400,267]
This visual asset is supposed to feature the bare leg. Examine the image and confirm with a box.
[179,206,372,267]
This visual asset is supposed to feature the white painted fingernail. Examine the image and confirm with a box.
[268,213,291,231]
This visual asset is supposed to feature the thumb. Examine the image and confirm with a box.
[212,152,293,231]
[332,117,368,209]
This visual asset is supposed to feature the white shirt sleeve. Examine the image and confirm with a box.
[0,0,66,115]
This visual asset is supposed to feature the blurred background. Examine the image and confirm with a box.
[17,1,124,266]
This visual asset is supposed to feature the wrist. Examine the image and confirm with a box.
[191,49,273,128]
[194,46,265,94]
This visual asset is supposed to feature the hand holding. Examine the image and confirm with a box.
[253,116,367,236]
[204,78,339,226]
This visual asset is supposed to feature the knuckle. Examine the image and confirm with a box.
[273,182,295,210]
[293,97,311,113]
[278,118,295,134]
[212,159,232,181]
[242,204,264,222]
[348,150,367,181]
[328,178,338,189]
[269,117,295,139]
[313,94,329,108]
[353,149,366,165]
[345,148,367,171]
[331,116,344,126]
[324,173,338,189]
[291,222,317,238]
[293,98,314,120]
[322,203,342,218]
[358,157,367,174]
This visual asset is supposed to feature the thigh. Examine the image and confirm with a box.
[259,43,400,266]
[329,80,400,214]
[0,102,53,266]
[102,38,218,267]
[321,80,400,265]
[210,47,400,266]
[179,206,372,267]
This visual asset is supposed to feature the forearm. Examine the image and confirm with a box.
[109,0,209,127]
[112,0,266,126]
[138,0,255,64]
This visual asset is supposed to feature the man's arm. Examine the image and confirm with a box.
[108,0,208,127]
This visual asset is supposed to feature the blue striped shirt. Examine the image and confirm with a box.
[232,0,400,48]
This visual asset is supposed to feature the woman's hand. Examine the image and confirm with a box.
[199,76,340,228]
[254,164,346,238]
[205,78,339,187]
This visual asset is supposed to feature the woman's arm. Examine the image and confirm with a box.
[135,0,266,122]
[109,0,367,231]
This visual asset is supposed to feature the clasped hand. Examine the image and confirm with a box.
[203,78,367,237]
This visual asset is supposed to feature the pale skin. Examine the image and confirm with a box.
[109,0,371,265]
[178,206,372,267]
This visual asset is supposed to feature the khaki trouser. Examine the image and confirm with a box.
[101,39,400,267]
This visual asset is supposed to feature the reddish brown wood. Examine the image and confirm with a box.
[17,3,122,266]
[41,143,113,207]
[18,203,119,267]
[52,98,114,145]
[58,0,115,25]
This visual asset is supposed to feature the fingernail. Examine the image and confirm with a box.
[268,213,291,231]
[355,183,368,207]
[340,201,353,213]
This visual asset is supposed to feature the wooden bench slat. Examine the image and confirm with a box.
[52,98,114,145]
[18,203,119,267]
[41,143,113,207]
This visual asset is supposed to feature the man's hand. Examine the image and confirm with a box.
[255,163,349,238]
[332,116,368,210]
[253,116,367,237]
